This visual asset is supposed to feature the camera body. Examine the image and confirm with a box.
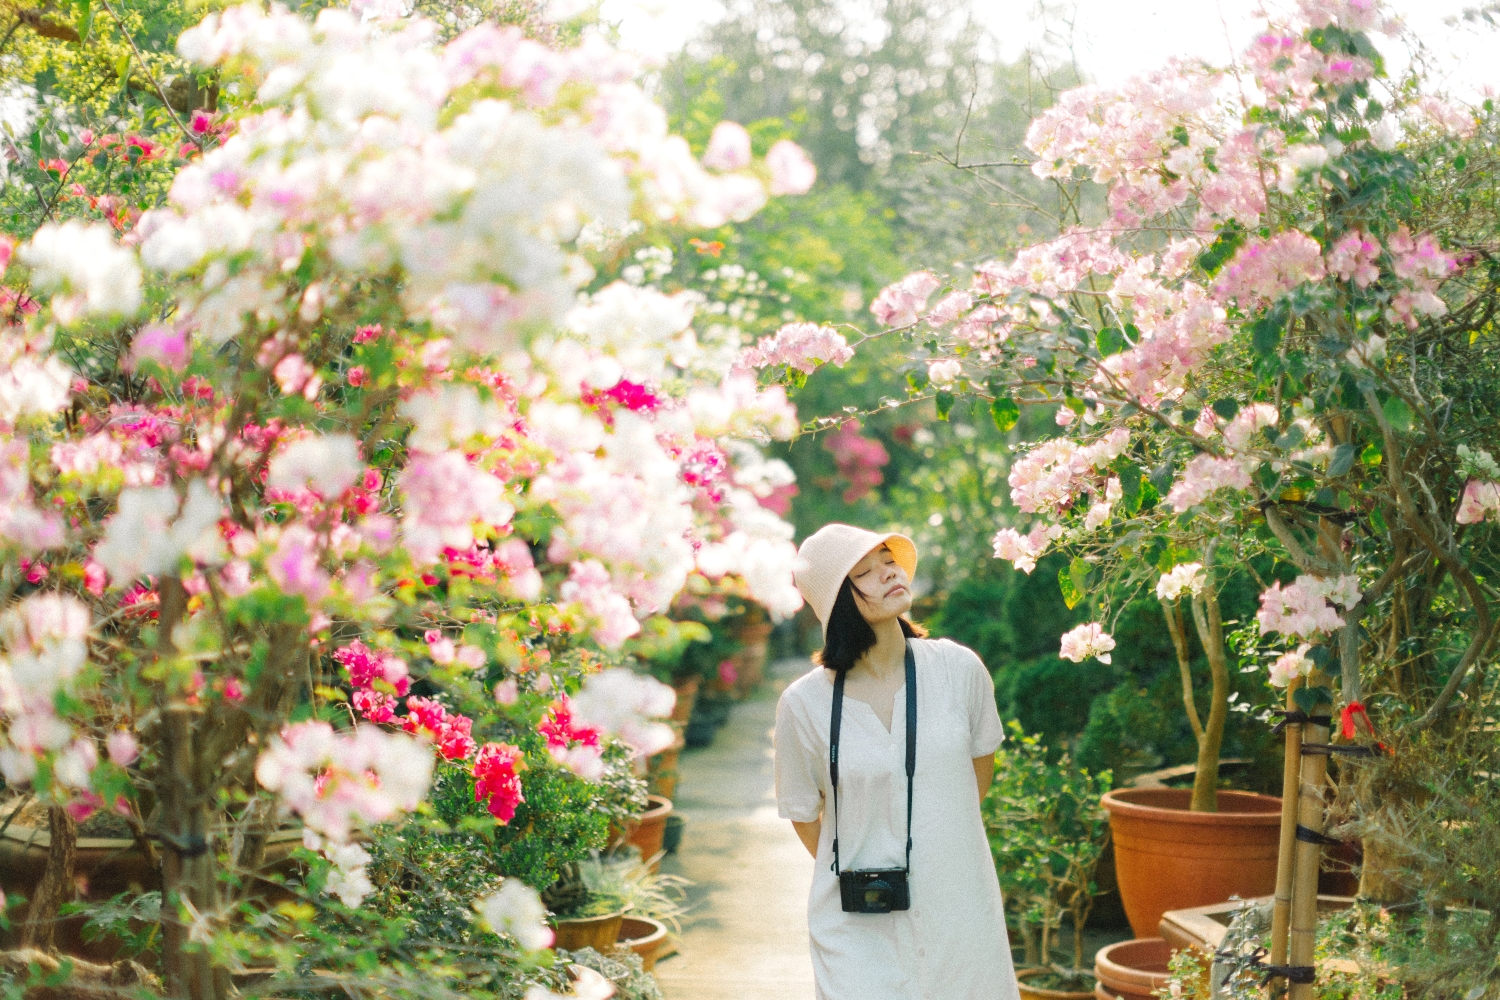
[838,868,911,913]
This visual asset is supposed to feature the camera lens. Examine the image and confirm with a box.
[864,879,892,911]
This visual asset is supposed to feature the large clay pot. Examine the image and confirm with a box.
[550,909,624,952]
[624,795,673,872]
[1017,968,1095,1000]
[616,916,669,971]
[1101,787,1281,939]
[670,677,699,724]
[647,742,682,799]
[0,812,304,959]
[731,617,773,696]
[1093,938,1172,1000]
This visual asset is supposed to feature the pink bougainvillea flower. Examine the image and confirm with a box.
[472,742,525,823]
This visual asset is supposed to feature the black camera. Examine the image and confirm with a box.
[829,643,918,916]
[838,868,911,914]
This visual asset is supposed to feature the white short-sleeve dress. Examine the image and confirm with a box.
[774,637,1020,1000]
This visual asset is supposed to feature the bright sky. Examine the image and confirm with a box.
[600,0,1499,100]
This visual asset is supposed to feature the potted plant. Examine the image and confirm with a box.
[982,723,1112,999]
[542,862,628,953]
[1095,549,1284,938]
[578,852,688,972]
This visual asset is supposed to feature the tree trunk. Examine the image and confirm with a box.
[150,575,225,1000]
[1189,587,1230,813]
[20,806,77,951]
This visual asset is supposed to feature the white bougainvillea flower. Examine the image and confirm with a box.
[1155,562,1206,601]
[478,878,554,951]
[93,480,225,584]
[1059,623,1116,664]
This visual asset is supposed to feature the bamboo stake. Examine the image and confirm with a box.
[1288,671,1332,1000]
[1268,676,1304,994]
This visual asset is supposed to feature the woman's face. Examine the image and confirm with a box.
[847,545,913,624]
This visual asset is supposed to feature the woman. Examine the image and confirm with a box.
[775,523,1019,1000]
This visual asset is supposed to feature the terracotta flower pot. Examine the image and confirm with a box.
[647,743,682,799]
[1016,967,1095,1000]
[671,677,699,724]
[550,909,624,952]
[1101,787,1282,939]
[0,814,304,959]
[731,620,773,696]
[1093,938,1173,1000]
[616,916,669,971]
[624,795,673,872]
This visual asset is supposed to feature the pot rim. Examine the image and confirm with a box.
[549,907,626,927]
[639,795,673,821]
[0,820,306,851]
[1094,937,1173,981]
[1101,787,1282,825]
[616,915,668,946]
[1016,966,1097,1000]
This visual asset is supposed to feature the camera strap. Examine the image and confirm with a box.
[829,640,916,877]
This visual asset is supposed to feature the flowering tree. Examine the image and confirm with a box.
[0,2,816,995]
[856,0,1499,824]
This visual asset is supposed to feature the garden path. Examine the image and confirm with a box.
[653,657,817,1000]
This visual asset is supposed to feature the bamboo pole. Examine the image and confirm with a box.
[1268,676,1304,994]
[1288,671,1332,1000]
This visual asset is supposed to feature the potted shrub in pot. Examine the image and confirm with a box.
[983,724,1113,999]
[1096,549,1284,939]
[543,862,627,952]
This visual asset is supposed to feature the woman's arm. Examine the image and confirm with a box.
[792,818,821,858]
[973,754,995,798]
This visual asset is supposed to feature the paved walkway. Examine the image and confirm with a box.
[653,658,817,1000]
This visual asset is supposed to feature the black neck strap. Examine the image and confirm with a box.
[829,640,916,876]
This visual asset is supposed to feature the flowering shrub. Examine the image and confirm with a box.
[0,0,819,993]
[843,0,1499,815]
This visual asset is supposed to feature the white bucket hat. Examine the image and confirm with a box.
[793,523,918,638]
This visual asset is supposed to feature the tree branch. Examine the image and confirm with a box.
[1160,597,1205,744]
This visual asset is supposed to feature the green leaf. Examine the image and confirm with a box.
[1096,327,1126,357]
[1361,441,1383,467]
[1138,479,1160,511]
[907,370,928,391]
[1293,685,1333,713]
[1065,396,1086,415]
[1196,226,1245,276]
[1116,462,1143,514]
[1058,567,1083,610]
[1069,557,1090,595]
[1149,461,1175,494]
[1252,314,1284,356]
[1370,505,1388,534]
[1381,395,1414,434]
[990,396,1019,432]
[1211,398,1240,421]
[1327,443,1356,477]
[935,391,954,421]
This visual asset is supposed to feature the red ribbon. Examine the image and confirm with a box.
[1340,701,1388,754]
[1340,701,1372,740]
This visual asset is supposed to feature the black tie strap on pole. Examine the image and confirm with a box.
[1301,741,1382,759]
[1229,948,1317,986]
[1295,824,1344,847]
[1268,709,1331,737]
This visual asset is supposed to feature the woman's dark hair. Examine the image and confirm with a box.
[812,577,926,676]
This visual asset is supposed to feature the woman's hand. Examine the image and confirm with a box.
[972,754,995,798]
[792,818,821,858]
